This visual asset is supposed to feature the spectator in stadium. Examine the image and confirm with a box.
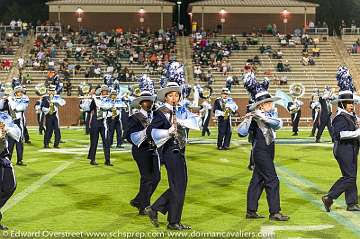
[253,55,261,66]
[312,45,321,57]
[277,60,285,72]
[272,49,283,59]
[241,41,248,50]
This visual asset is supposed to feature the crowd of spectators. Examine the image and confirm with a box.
[19,25,177,95]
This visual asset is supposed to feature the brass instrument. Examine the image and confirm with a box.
[79,82,90,96]
[289,83,305,98]
[4,82,13,96]
[49,95,55,115]
[133,87,141,97]
[224,107,232,120]
[35,83,47,96]
[111,104,117,119]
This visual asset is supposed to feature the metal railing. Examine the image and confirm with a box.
[0,25,22,32]
[35,26,62,36]
[342,27,360,35]
[305,28,329,35]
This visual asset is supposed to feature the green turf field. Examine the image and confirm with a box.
[1,127,359,239]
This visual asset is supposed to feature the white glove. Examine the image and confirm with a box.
[168,125,177,135]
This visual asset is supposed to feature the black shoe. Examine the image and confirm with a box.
[217,146,223,150]
[322,195,333,212]
[292,132,298,136]
[144,206,159,227]
[246,212,265,219]
[0,224,8,230]
[44,145,49,148]
[16,161,27,166]
[54,145,60,148]
[0,212,7,230]
[167,223,184,230]
[90,160,98,165]
[179,223,191,230]
[116,145,124,149]
[25,140,31,144]
[269,213,290,221]
[130,200,141,209]
[315,139,321,143]
[139,209,146,215]
[105,161,113,166]
[347,204,360,211]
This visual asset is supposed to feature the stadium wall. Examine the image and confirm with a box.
[192,13,315,34]
[49,12,173,32]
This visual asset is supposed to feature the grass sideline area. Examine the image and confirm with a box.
[1,127,358,239]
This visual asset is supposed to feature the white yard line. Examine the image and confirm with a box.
[260,225,334,239]
[218,158,230,163]
[2,161,73,212]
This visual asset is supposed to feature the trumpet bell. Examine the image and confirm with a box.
[289,83,305,98]
[79,82,91,95]
[35,83,47,96]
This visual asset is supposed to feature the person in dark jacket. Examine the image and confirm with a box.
[0,111,21,230]
[238,72,289,221]
[322,66,360,212]
[315,86,334,143]
[126,76,160,215]
[144,62,201,231]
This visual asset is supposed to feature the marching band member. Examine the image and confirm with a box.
[120,92,132,140]
[199,86,212,137]
[310,89,321,137]
[34,84,47,135]
[126,75,159,215]
[238,72,289,221]
[34,99,44,135]
[79,83,93,135]
[287,97,303,136]
[0,111,21,230]
[214,88,238,150]
[41,85,66,148]
[7,86,28,166]
[144,61,201,230]
[315,86,334,143]
[322,66,360,212]
[108,90,125,148]
[86,85,113,166]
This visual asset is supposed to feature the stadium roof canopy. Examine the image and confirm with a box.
[46,0,176,6]
[189,0,319,7]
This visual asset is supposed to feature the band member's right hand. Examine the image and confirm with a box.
[168,124,177,135]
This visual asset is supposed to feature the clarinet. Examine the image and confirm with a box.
[172,102,180,153]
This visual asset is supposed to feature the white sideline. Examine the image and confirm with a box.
[2,161,73,212]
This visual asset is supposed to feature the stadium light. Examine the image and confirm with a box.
[177,1,182,30]
[75,7,84,32]
[219,9,226,34]
[281,9,290,34]
[281,9,290,17]
[76,7,84,14]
